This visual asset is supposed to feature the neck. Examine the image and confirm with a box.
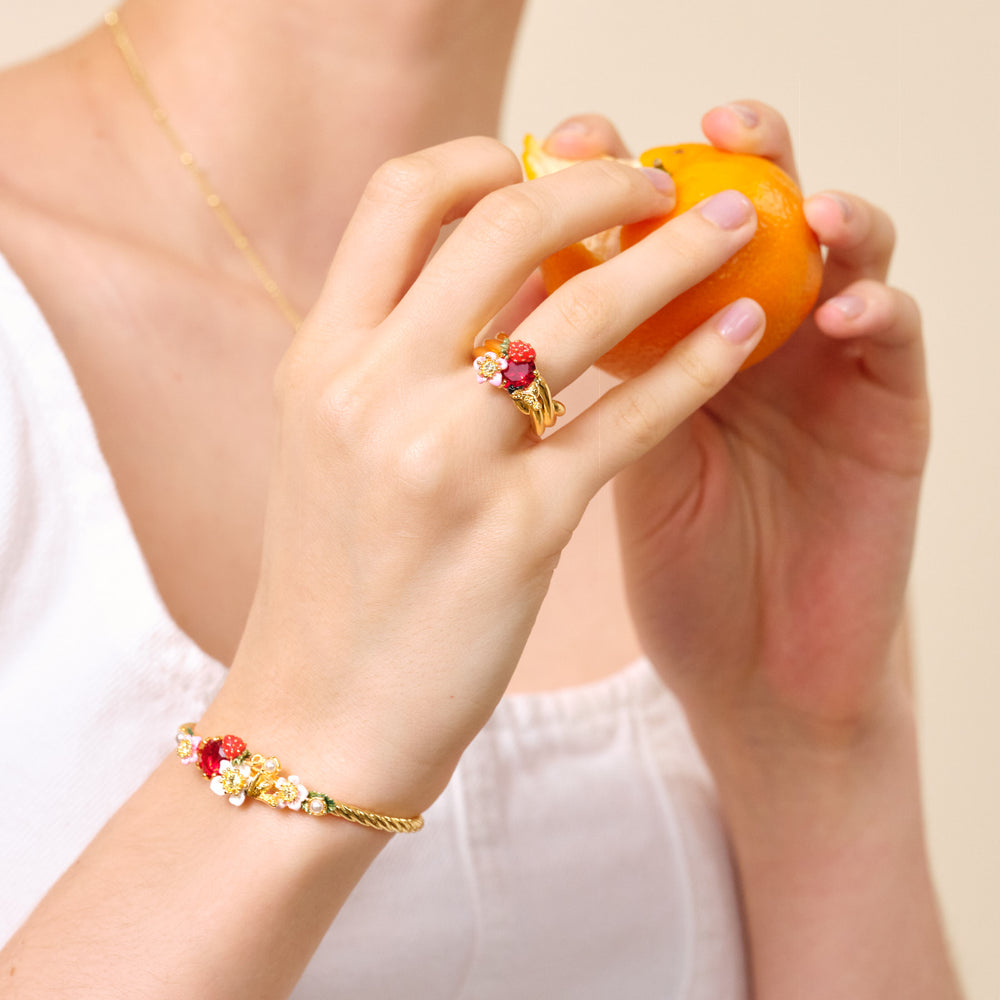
[98,0,526,304]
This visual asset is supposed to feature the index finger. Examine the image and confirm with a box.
[390,158,675,349]
[315,137,522,329]
[804,191,896,290]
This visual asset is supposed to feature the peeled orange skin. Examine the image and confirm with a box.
[525,138,824,379]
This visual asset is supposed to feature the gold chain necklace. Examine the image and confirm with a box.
[104,8,304,332]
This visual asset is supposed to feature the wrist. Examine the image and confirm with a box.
[692,680,922,846]
[199,661,453,826]
[701,696,961,1000]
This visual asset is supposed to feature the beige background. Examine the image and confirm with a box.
[2,1,997,996]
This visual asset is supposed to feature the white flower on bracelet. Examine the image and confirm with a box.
[275,775,309,810]
[211,759,253,806]
[174,723,425,832]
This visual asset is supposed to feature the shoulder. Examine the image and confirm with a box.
[0,41,98,279]
[0,29,125,239]
[0,41,147,367]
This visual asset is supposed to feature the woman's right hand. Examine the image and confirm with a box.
[0,135,761,1000]
[202,135,763,818]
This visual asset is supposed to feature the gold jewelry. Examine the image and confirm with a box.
[508,374,565,436]
[473,334,566,436]
[176,725,425,834]
[104,9,304,332]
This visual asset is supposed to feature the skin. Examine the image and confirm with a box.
[0,86,767,1000]
[551,106,958,998]
[0,1,961,997]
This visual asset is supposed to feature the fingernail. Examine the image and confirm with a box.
[639,166,675,196]
[717,299,764,343]
[727,103,759,128]
[544,118,589,154]
[699,190,755,230]
[551,118,589,137]
[828,293,865,319]
[818,192,852,222]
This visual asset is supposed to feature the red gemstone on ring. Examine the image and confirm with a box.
[220,735,247,760]
[199,738,224,778]
[504,360,536,390]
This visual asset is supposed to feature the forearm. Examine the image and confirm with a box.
[706,698,961,1000]
[2,738,388,997]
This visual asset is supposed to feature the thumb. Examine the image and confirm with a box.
[613,412,706,540]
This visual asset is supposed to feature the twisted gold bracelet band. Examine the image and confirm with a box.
[175,725,424,834]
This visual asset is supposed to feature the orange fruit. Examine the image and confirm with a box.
[523,135,823,378]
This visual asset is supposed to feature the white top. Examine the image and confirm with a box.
[0,253,747,999]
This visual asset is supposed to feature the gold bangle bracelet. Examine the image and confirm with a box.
[175,725,424,834]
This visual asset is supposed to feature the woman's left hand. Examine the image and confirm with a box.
[535,105,961,1000]
[545,103,928,765]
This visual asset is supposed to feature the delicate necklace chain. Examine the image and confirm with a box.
[104,9,304,332]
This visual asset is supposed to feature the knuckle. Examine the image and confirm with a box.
[878,284,919,334]
[580,157,641,197]
[364,152,439,208]
[658,226,710,276]
[463,134,521,174]
[843,196,896,262]
[389,430,472,511]
[552,275,614,337]
[672,341,727,394]
[465,186,546,249]
[315,378,371,441]
[613,391,663,453]
[393,435,446,499]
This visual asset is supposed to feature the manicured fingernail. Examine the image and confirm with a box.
[699,190,755,229]
[717,298,764,343]
[828,293,865,319]
[639,166,675,195]
[727,103,759,128]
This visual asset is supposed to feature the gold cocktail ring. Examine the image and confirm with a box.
[473,335,566,436]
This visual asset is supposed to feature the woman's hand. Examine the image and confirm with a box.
[547,104,927,761]
[3,136,765,1000]
[207,134,765,817]
[543,105,960,1000]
